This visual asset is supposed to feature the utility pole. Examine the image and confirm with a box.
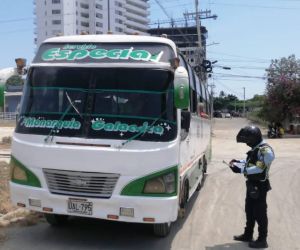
[243,87,246,117]
[195,0,202,49]
[107,0,110,32]
[209,81,215,119]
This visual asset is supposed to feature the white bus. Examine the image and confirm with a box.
[10,35,211,236]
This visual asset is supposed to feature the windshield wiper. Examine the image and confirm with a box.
[44,92,82,143]
[115,109,168,149]
[66,92,83,118]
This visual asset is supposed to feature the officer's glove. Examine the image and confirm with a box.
[229,164,241,173]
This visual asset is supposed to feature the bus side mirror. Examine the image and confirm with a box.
[174,66,189,109]
[181,110,191,132]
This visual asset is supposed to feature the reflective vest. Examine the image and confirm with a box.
[246,143,273,181]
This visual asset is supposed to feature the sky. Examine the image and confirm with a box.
[1,0,300,100]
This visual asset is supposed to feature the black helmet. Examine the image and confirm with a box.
[236,126,262,147]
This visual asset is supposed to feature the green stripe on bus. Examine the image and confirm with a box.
[30,86,173,94]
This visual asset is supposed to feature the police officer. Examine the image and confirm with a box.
[229,125,275,248]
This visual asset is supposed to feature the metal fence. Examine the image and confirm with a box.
[0,112,17,120]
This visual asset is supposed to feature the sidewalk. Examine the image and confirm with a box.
[283,134,300,138]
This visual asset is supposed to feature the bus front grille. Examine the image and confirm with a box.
[43,169,120,199]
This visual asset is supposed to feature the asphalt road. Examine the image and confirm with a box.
[1,118,300,250]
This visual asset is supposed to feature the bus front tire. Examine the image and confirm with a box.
[153,222,171,237]
[196,159,205,191]
[203,155,208,173]
[44,213,69,226]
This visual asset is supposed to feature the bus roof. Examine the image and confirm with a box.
[43,35,177,54]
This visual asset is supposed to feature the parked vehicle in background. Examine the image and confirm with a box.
[213,111,222,118]
[225,113,231,118]
[230,111,240,117]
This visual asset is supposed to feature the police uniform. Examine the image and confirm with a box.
[230,126,275,249]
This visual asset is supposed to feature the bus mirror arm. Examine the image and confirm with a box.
[181,110,191,132]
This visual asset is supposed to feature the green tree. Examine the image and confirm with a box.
[6,75,23,86]
[213,91,239,111]
[262,55,300,122]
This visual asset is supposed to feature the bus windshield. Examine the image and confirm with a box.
[16,67,177,142]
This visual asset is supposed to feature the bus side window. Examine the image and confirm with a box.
[206,87,211,116]
[200,81,208,116]
[178,54,195,113]
[194,74,203,117]
[187,64,197,113]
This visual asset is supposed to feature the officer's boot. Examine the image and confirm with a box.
[248,237,268,248]
[233,233,253,242]
[233,228,253,242]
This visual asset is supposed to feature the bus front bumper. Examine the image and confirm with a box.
[10,182,179,224]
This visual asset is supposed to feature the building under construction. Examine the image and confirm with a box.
[148,25,208,81]
[148,26,207,66]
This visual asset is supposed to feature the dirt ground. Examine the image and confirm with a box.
[0,126,14,216]
[0,161,14,215]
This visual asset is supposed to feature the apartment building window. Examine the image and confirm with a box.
[96,22,103,27]
[116,18,123,24]
[81,12,89,18]
[52,9,61,14]
[52,20,61,25]
[80,3,89,9]
[96,31,103,34]
[115,10,122,15]
[81,21,89,27]
[115,1,122,7]
[116,27,123,32]
[95,4,102,10]
[96,13,103,19]
[52,0,60,4]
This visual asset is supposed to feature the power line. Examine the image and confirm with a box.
[0,17,32,24]
[210,2,300,10]
[214,73,266,79]
[214,64,268,70]
[213,78,244,98]
[207,50,270,62]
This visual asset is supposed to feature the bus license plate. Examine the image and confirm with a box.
[67,199,93,216]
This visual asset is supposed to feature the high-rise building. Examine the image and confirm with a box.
[34,0,150,46]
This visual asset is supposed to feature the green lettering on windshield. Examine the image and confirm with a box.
[21,117,81,130]
[91,120,164,136]
[41,47,164,62]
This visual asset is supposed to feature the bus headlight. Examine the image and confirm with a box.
[11,165,27,181]
[144,177,165,193]
[10,156,41,187]
[121,166,177,197]
[144,172,176,194]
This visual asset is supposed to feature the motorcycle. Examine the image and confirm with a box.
[267,126,284,138]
